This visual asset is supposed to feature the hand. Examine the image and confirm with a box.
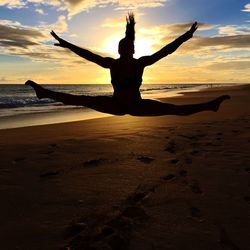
[50,30,68,47]
[187,22,198,38]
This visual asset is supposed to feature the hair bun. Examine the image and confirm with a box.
[125,12,135,41]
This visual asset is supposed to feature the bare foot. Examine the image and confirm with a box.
[25,80,47,99]
[208,95,231,112]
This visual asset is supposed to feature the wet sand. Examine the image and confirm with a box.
[0,84,249,250]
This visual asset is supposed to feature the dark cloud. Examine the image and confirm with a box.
[0,24,45,48]
[0,22,84,64]
[163,22,215,34]
[192,35,250,49]
[160,34,250,53]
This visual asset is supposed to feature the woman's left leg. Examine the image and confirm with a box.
[25,80,126,115]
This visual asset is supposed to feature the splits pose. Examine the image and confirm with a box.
[26,13,230,116]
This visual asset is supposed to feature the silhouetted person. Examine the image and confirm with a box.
[25,13,230,116]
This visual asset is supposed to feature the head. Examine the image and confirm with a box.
[118,12,135,58]
[118,38,134,57]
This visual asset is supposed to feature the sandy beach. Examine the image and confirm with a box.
[0,84,249,250]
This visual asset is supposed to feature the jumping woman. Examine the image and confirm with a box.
[25,13,230,116]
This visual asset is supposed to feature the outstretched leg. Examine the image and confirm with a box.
[128,96,230,116]
[25,80,125,115]
[26,80,230,117]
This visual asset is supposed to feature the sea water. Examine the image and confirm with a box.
[0,84,222,129]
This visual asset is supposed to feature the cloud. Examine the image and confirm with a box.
[0,19,22,27]
[102,16,125,28]
[62,0,167,17]
[35,8,45,15]
[206,59,250,71]
[67,0,167,16]
[27,0,61,7]
[139,23,216,38]
[0,23,45,49]
[242,3,250,12]
[185,34,250,52]
[0,17,79,65]
[154,23,250,54]
[218,25,250,36]
[0,0,168,18]
[0,77,10,82]
[0,0,25,8]
[0,14,116,67]
[114,0,166,10]
[41,15,68,33]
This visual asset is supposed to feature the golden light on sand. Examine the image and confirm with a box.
[103,36,154,58]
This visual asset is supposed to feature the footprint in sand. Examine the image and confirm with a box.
[169,158,179,164]
[180,134,206,141]
[190,182,203,194]
[136,155,154,164]
[126,191,149,205]
[40,170,59,178]
[162,174,176,181]
[107,215,132,231]
[126,183,157,205]
[68,222,125,250]
[190,206,204,222]
[93,225,116,241]
[164,140,177,154]
[83,158,106,167]
[67,201,146,249]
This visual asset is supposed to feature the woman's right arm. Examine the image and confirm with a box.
[51,31,115,69]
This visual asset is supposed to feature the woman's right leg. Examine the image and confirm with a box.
[128,96,230,116]
[25,80,126,115]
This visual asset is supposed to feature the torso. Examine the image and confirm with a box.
[110,57,144,103]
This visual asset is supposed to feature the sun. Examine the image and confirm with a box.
[103,36,154,58]
[134,38,154,58]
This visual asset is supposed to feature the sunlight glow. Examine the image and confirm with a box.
[134,38,154,58]
[103,36,154,58]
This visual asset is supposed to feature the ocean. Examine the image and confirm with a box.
[0,83,223,129]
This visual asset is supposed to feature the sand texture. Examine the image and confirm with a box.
[0,85,249,250]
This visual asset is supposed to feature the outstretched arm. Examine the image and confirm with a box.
[51,31,114,69]
[138,22,198,67]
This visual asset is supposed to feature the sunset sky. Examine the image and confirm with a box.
[0,0,249,84]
